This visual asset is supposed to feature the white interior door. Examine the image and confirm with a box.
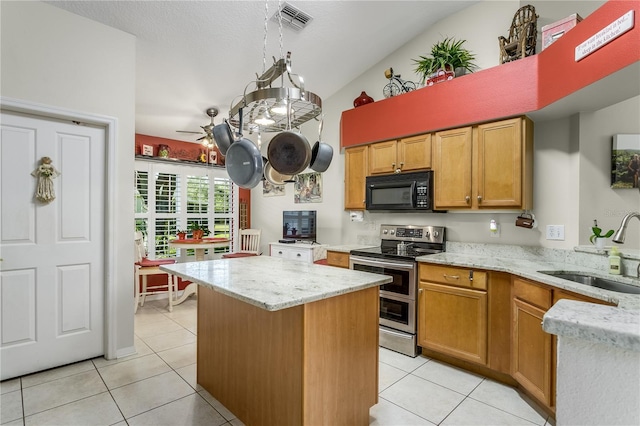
[0,111,105,380]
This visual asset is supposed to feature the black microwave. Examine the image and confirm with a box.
[365,171,436,211]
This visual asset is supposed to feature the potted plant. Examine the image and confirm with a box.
[176,229,188,240]
[590,220,614,249]
[412,37,478,85]
[188,223,210,240]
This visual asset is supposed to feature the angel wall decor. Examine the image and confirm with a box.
[31,156,60,203]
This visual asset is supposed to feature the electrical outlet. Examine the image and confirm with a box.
[546,225,565,240]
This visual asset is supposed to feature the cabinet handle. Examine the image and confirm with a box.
[278,251,283,254]
[469,270,474,281]
[477,195,482,202]
[400,162,404,168]
[465,196,470,203]
[419,288,423,294]
[443,274,460,280]
[391,162,396,169]
[296,253,301,257]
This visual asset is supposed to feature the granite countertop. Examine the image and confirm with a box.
[543,299,640,352]
[325,244,378,253]
[416,252,640,309]
[417,246,640,351]
[161,256,391,311]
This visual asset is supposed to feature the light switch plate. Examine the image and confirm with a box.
[546,225,565,240]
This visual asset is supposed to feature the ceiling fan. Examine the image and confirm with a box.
[176,107,218,145]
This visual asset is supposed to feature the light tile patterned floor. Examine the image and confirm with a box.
[1,297,555,426]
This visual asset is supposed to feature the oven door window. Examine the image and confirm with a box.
[352,264,411,296]
[380,296,413,333]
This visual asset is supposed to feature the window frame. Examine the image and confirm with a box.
[134,159,237,260]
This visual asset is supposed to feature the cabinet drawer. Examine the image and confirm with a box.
[419,264,487,290]
[513,278,551,309]
[326,251,350,268]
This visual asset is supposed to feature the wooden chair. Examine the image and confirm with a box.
[222,229,261,259]
[499,5,538,64]
[134,231,177,313]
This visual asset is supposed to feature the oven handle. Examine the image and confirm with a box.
[349,256,415,271]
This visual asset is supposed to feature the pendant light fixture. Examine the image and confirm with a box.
[228,0,321,133]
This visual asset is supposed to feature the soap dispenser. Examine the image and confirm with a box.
[609,246,621,275]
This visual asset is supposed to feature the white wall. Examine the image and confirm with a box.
[254,1,640,253]
[1,1,136,356]
[556,336,640,425]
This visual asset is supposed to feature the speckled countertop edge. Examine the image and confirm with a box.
[325,244,378,253]
[161,256,391,311]
[415,252,640,309]
[543,300,640,352]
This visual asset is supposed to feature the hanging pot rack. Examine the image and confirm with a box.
[228,52,322,133]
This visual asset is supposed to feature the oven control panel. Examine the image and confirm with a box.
[380,225,445,244]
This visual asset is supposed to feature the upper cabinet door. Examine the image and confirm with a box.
[344,145,368,210]
[368,140,397,175]
[433,127,473,209]
[476,117,532,209]
[398,134,431,172]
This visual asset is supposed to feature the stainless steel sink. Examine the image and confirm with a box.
[538,271,640,294]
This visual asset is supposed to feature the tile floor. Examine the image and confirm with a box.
[2,297,555,426]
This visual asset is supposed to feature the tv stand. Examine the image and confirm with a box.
[269,242,327,264]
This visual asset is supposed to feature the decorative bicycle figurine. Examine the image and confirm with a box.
[382,67,417,98]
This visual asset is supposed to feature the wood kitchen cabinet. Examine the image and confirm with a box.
[433,116,533,210]
[511,278,552,407]
[344,145,368,210]
[326,250,350,268]
[369,134,432,175]
[418,264,488,365]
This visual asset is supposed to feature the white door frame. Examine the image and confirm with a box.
[1,96,118,360]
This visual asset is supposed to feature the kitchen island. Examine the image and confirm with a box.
[161,256,391,426]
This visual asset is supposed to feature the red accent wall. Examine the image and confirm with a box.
[341,0,640,147]
[135,134,224,165]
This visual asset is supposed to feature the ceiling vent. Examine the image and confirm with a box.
[271,2,313,31]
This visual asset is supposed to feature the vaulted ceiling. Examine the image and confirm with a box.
[46,1,478,142]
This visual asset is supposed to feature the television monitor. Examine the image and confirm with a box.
[283,210,317,242]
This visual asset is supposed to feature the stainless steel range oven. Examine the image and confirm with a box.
[350,225,446,357]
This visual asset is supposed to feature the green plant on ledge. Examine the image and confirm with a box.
[589,220,614,244]
[188,223,210,238]
[413,37,478,84]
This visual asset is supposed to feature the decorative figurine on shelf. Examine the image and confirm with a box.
[382,67,417,98]
[353,91,374,108]
[31,156,60,204]
[199,149,207,163]
[158,144,170,158]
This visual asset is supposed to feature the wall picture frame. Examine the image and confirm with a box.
[611,134,640,189]
[294,172,322,203]
[142,144,154,156]
[209,150,218,165]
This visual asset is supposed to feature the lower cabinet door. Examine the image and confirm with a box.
[512,298,552,406]
[418,282,488,365]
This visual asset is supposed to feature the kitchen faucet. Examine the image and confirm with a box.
[612,211,640,278]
